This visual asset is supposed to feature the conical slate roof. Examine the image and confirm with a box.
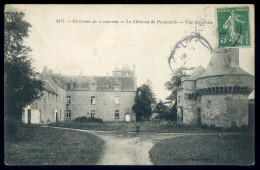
[186,66,205,81]
[198,48,251,78]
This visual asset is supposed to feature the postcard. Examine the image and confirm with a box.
[4,4,255,165]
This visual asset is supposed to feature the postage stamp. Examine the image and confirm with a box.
[217,7,250,48]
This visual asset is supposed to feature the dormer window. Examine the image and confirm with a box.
[91,85,96,91]
[114,86,120,92]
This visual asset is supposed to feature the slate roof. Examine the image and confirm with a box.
[43,80,58,94]
[186,66,205,81]
[56,75,136,92]
[198,49,251,79]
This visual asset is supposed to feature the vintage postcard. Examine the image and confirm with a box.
[4,4,255,165]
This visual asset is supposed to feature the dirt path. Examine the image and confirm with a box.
[92,131,188,165]
[45,126,188,165]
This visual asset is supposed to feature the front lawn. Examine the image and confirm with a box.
[149,134,254,165]
[5,125,105,165]
[49,121,251,133]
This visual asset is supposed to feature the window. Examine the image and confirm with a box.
[178,96,180,103]
[66,96,71,105]
[66,110,71,118]
[91,110,95,118]
[44,98,46,110]
[91,85,96,91]
[91,96,96,105]
[207,101,211,108]
[114,86,120,92]
[115,96,120,104]
[231,121,237,128]
[115,110,120,118]
[67,84,71,90]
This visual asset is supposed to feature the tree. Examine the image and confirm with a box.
[4,11,44,136]
[132,84,156,121]
[164,67,187,121]
[154,100,170,119]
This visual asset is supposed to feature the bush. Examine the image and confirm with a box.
[74,116,103,124]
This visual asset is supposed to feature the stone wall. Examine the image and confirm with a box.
[201,94,248,128]
[183,99,198,125]
[181,80,198,124]
[22,86,67,124]
[66,90,136,121]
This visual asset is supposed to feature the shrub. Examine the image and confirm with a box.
[74,116,103,124]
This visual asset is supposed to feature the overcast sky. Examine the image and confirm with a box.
[7,4,255,100]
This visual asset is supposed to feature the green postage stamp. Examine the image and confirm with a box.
[217,7,250,48]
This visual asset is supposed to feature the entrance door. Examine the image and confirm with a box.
[56,112,58,122]
[126,114,130,122]
[28,109,31,124]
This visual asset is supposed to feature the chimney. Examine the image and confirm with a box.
[43,66,48,73]
[225,48,239,67]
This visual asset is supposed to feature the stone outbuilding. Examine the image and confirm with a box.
[176,48,254,128]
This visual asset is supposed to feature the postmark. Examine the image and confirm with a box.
[168,32,212,73]
[217,7,250,48]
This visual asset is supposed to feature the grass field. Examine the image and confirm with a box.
[149,134,254,165]
[49,121,252,133]
[4,125,105,165]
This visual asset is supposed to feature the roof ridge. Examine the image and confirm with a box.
[44,80,58,94]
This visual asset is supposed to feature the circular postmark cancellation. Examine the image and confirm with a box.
[217,6,250,48]
[168,6,216,73]
[168,32,212,73]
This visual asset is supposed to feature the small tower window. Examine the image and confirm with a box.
[207,101,211,108]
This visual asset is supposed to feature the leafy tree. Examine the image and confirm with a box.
[132,84,156,121]
[4,11,44,136]
[154,100,170,119]
[165,67,187,121]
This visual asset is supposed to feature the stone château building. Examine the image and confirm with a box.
[22,65,137,124]
[176,48,254,128]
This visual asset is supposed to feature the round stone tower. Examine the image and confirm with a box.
[195,48,254,128]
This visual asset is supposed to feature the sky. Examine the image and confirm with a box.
[6,4,255,100]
